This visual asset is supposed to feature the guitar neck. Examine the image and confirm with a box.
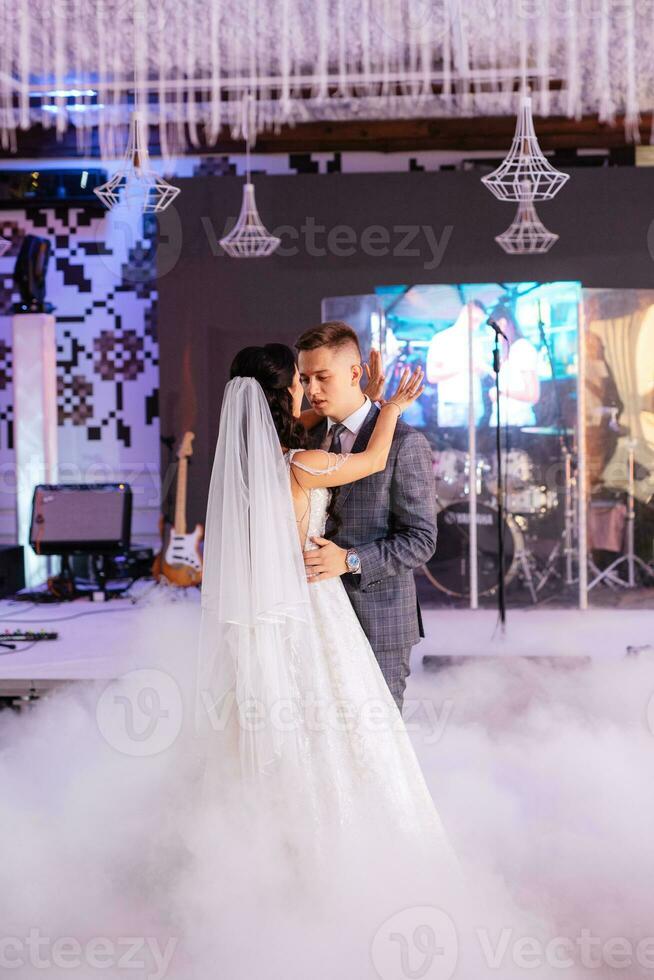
[174,457,188,534]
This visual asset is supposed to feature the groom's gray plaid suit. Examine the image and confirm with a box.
[310,403,437,711]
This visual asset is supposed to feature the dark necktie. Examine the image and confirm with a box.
[328,422,347,455]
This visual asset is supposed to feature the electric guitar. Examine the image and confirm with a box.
[152,432,204,587]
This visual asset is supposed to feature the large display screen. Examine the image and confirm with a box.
[374,281,581,439]
[322,282,654,605]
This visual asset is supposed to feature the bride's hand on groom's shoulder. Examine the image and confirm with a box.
[362,349,386,403]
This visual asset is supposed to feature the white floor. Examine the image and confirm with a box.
[0,580,651,696]
[417,606,654,661]
[2,581,654,978]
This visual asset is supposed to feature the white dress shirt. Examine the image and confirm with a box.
[320,396,372,575]
[322,396,372,453]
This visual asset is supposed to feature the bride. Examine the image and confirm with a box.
[190,342,470,979]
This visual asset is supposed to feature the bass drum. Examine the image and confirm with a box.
[424,500,524,598]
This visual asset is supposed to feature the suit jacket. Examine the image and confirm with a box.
[310,404,437,653]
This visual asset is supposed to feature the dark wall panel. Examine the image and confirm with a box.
[158,168,654,524]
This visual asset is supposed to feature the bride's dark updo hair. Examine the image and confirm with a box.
[230,343,307,451]
[231,342,343,538]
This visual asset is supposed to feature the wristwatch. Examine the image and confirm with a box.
[345,548,361,574]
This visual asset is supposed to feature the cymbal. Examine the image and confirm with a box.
[521,425,574,434]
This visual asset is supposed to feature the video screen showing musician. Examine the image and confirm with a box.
[361,281,580,447]
[486,303,540,428]
[323,281,583,603]
[425,299,489,427]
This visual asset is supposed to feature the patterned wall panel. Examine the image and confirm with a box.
[0,205,160,549]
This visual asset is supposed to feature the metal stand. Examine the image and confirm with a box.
[533,302,580,596]
[536,442,578,592]
[492,330,507,625]
[587,443,654,591]
[515,539,539,603]
[46,552,80,600]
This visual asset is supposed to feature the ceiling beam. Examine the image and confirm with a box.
[0,114,645,160]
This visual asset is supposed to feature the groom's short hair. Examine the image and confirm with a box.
[295,321,361,359]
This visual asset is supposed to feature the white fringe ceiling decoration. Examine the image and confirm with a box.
[0,0,651,158]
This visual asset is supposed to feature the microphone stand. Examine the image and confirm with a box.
[490,322,507,626]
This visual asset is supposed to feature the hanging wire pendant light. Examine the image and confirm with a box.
[0,237,10,257]
[93,111,180,213]
[495,182,559,254]
[219,96,281,259]
[481,95,570,202]
[220,184,282,258]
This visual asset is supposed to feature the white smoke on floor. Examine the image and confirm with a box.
[0,594,653,979]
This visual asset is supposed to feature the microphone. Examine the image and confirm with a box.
[487,317,509,341]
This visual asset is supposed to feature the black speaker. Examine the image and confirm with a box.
[13,234,54,314]
[29,484,132,556]
[0,545,25,597]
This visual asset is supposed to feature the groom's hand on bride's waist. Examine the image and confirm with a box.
[304,537,348,582]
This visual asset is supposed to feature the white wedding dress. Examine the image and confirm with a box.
[191,379,470,980]
[284,448,457,846]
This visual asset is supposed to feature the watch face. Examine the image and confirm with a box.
[347,553,360,571]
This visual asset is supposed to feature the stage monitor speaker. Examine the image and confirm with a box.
[29,483,132,556]
[0,545,25,597]
[13,234,53,314]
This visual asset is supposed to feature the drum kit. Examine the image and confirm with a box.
[426,428,654,601]
[433,445,557,517]
[384,341,654,601]
[425,427,573,601]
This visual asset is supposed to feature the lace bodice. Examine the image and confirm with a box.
[285,449,332,552]
[303,486,330,552]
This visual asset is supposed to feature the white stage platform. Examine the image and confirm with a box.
[0,581,201,696]
[419,606,653,661]
[0,581,650,697]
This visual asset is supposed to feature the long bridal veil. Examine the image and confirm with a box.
[194,376,310,791]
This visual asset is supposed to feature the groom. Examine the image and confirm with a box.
[296,321,437,712]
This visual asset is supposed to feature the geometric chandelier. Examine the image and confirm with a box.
[482,96,570,202]
[495,183,559,254]
[219,183,281,258]
[93,112,180,214]
[219,96,280,259]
